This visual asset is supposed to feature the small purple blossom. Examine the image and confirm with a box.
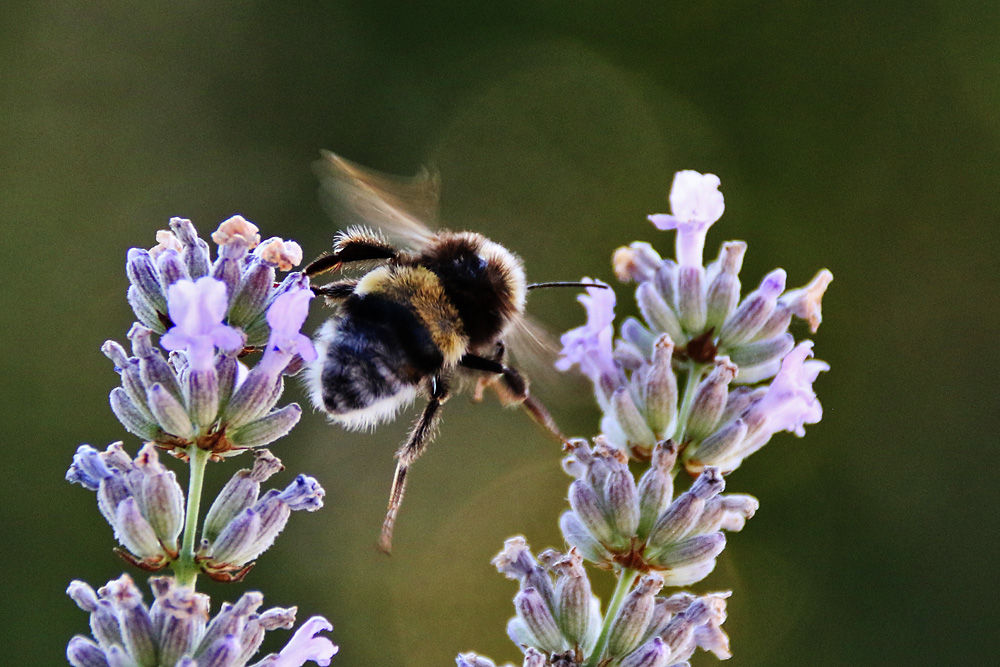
[160,277,244,371]
[752,340,828,437]
[556,279,620,397]
[648,170,724,267]
[271,616,338,667]
[256,283,317,377]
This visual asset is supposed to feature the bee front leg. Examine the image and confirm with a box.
[460,353,567,445]
[379,376,449,554]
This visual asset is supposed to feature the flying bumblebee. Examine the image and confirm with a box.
[303,151,580,553]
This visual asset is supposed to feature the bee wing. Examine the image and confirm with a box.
[313,150,440,249]
[505,315,563,394]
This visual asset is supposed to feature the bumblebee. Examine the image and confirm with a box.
[303,151,569,553]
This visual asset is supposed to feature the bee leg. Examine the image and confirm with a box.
[311,279,358,301]
[460,354,567,445]
[304,231,398,277]
[378,376,450,554]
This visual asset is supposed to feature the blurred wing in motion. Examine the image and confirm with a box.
[506,314,562,395]
[313,150,440,248]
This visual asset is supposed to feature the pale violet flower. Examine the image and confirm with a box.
[556,279,621,399]
[750,340,828,438]
[648,170,724,267]
[268,616,338,667]
[161,276,244,370]
[256,282,318,378]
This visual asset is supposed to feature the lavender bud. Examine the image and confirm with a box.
[719,387,763,424]
[67,582,122,650]
[550,551,595,647]
[636,282,684,345]
[611,388,656,452]
[779,268,833,334]
[211,253,244,311]
[514,587,566,653]
[704,241,746,332]
[619,636,671,667]
[114,497,164,560]
[229,257,275,330]
[620,317,657,358]
[66,637,109,667]
[456,653,497,667]
[203,471,261,542]
[170,217,211,279]
[199,634,242,667]
[643,337,678,439]
[727,333,794,370]
[750,305,793,342]
[131,328,183,402]
[685,360,737,442]
[717,269,786,346]
[109,388,162,441]
[156,248,188,290]
[209,507,262,565]
[156,586,211,666]
[126,248,167,314]
[568,480,615,546]
[647,533,726,574]
[102,575,157,667]
[522,647,547,667]
[653,261,677,307]
[223,370,283,429]
[636,441,677,538]
[604,465,640,541]
[676,265,706,334]
[613,242,662,283]
[685,419,748,473]
[137,467,184,549]
[559,511,612,564]
[146,383,195,438]
[127,285,163,331]
[186,367,220,428]
[215,352,240,409]
[696,494,759,533]
[606,574,663,657]
[507,617,535,653]
[227,403,302,448]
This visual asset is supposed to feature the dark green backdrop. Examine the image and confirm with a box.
[2,2,996,665]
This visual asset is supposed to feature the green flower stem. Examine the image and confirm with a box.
[674,360,706,445]
[173,445,210,588]
[585,567,640,667]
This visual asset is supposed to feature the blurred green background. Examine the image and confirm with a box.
[2,1,997,665]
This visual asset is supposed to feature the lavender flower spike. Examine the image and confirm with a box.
[648,171,724,267]
[160,276,244,371]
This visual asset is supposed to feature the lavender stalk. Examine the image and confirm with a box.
[461,170,831,667]
[65,216,337,667]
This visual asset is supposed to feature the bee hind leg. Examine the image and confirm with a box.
[378,375,449,554]
[460,353,567,445]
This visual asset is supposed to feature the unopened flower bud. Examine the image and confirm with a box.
[620,317,657,359]
[646,533,726,578]
[186,368,220,428]
[229,258,275,332]
[613,242,662,283]
[685,419,748,473]
[643,337,678,439]
[146,383,195,438]
[704,241,746,332]
[606,574,663,657]
[636,282,684,345]
[559,511,612,564]
[127,285,163,332]
[636,440,677,538]
[604,465,640,541]
[727,332,794,371]
[115,497,164,560]
[109,388,162,441]
[568,480,615,546]
[171,218,212,279]
[66,637,108,667]
[685,360,737,442]
[619,636,671,667]
[101,575,157,666]
[611,387,656,452]
[156,248,188,291]
[126,248,167,315]
[227,403,302,448]
[717,269,786,346]
[514,587,565,653]
[676,265,706,334]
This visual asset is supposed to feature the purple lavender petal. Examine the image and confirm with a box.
[271,616,338,667]
[161,277,244,371]
[648,171,724,267]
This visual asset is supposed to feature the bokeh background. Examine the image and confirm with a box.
[2,2,997,665]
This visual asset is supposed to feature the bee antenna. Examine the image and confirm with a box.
[526,281,612,290]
